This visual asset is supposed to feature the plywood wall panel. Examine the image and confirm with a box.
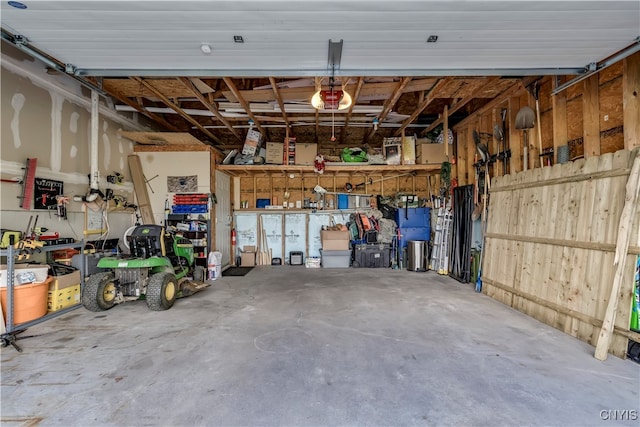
[600,77,624,130]
[599,61,623,85]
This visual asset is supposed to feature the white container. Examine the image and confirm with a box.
[207,251,222,280]
[320,250,351,268]
[0,264,50,287]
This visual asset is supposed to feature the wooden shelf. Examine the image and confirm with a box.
[216,163,441,176]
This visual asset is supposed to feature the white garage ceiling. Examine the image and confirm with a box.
[2,0,639,77]
[2,0,639,149]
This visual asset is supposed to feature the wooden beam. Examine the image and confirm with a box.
[552,76,568,163]
[623,52,640,149]
[178,77,243,142]
[594,150,640,360]
[222,77,267,135]
[102,85,182,132]
[130,77,224,147]
[339,77,365,144]
[443,105,449,158]
[421,77,501,136]
[221,78,438,103]
[268,77,291,129]
[583,75,601,158]
[395,78,450,136]
[453,81,526,131]
[366,77,412,141]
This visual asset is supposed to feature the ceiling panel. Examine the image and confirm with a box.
[2,1,638,75]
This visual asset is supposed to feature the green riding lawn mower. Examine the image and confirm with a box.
[82,224,206,312]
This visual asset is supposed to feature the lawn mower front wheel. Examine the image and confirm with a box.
[82,272,117,312]
[146,272,177,311]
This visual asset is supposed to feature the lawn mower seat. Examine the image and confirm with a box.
[127,225,166,258]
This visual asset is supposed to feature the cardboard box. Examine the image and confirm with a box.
[48,284,80,312]
[321,230,350,251]
[240,245,256,266]
[242,129,263,155]
[402,135,416,165]
[50,270,81,292]
[295,143,318,166]
[417,141,448,164]
[265,142,284,164]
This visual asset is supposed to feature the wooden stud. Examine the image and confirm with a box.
[623,53,640,149]
[583,75,601,158]
[443,105,449,159]
[509,97,523,173]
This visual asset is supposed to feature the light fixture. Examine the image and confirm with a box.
[248,119,255,129]
[311,39,352,111]
[200,43,212,54]
[372,118,379,131]
[311,76,353,110]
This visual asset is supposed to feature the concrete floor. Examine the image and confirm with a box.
[1,267,639,427]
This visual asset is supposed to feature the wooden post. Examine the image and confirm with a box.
[552,77,568,164]
[210,147,217,252]
[623,52,640,149]
[583,75,601,158]
[509,97,522,173]
[594,150,640,360]
[443,105,449,158]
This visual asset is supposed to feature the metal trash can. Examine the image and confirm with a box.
[407,240,427,272]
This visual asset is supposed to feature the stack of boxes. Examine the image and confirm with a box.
[320,230,351,268]
[48,269,81,312]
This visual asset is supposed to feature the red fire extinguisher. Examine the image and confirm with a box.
[231,228,237,266]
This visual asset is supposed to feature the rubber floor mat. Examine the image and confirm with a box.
[222,267,254,277]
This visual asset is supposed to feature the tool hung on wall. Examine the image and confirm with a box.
[344,171,417,193]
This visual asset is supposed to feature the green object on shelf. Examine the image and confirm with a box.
[341,147,368,163]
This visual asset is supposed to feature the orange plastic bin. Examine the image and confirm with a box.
[1,277,51,325]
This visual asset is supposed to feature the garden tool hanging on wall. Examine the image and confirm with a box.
[515,106,535,171]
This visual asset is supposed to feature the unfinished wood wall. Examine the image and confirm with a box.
[482,149,640,358]
[234,172,440,210]
[453,51,640,186]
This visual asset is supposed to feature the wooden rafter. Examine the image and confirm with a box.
[221,78,437,103]
[395,77,451,136]
[420,76,501,136]
[452,80,526,130]
[222,77,267,135]
[268,77,291,128]
[339,77,365,145]
[130,77,224,146]
[365,77,412,141]
[102,84,182,132]
[178,77,243,142]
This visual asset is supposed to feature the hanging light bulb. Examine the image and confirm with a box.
[372,117,379,131]
[248,119,255,129]
[311,76,352,110]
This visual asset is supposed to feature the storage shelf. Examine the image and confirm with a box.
[1,241,85,352]
[217,163,441,176]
